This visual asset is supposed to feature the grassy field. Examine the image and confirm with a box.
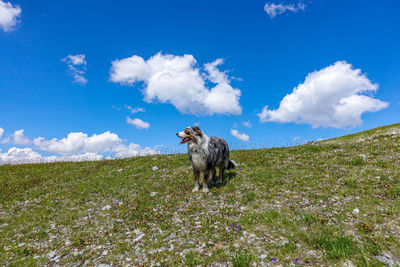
[1,123,399,266]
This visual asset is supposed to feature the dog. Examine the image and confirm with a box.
[176,126,237,193]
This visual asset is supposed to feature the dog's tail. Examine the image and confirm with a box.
[227,160,238,170]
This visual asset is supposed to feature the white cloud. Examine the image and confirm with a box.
[13,129,31,145]
[2,129,32,145]
[124,105,145,114]
[0,130,159,165]
[264,2,305,18]
[62,54,87,85]
[126,117,150,129]
[0,147,104,165]
[258,61,389,129]
[0,147,42,164]
[33,131,121,155]
[230,129,250,141]
[0,0,21,32]
[111,143,158,158]
[109,52,242,116]
[242,121,252,128]
[0,127,3,138]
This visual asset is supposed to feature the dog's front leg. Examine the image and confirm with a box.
[202,171,210,194]
[192,168,200,192]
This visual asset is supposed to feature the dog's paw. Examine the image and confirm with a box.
[202,187,210,194]
[192,187,199,192]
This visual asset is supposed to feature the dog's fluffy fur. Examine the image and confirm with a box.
[176,126,237,193]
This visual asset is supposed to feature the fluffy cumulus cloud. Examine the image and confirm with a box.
[264,2,305,18]
[33,131,121,155]
[1,129,32,145]
[0,0,21,32]
[258,61,389,129]
[126,117,150,130]
[62,54,88,85]
[0,130,158,165]
[230,129,250,141]
[0,147,42,165]
[0,147,104,165]
[109,52,242,115]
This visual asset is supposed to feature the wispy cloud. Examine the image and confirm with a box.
[126,117,150,130]
[230,129,250,141]
[124,105,145,114]
[264,2,306,18]
[241,121,252,128]
[0,0,21,32]
[62,54,88,85]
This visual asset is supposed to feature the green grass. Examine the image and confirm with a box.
[232,250,253,267]
[0,123,399,266]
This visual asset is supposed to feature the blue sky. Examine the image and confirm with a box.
[0,0,399,163]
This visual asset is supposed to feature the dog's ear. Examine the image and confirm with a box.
[192,126,202,137]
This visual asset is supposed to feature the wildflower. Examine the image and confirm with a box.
[272,258,276,262]
[236,224,240,228]
[237,168,242,173]
[295,258,299,262]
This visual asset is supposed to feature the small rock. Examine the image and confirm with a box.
[306,250,317,257]
[47,251,56,259]
[168,233,176,239]
[98,264,112,267]
[132,233,144,242]
[150,192,158,197]
[375,252,400,266]
[342,260,356,267]
[152,166,159,171]
[126,257,132,262]
[260,254,268,260]
[102,250,108,256]
[102,205,111,211]
[352,208,359,215]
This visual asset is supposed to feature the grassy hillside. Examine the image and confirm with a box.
[1,124,400,266]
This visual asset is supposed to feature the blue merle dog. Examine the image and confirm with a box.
[176,126,237,193]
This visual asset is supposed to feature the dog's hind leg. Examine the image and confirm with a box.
[192,169,200,192]
[217,165,225,184]
[211,168,217,183]
[202,171,211,194]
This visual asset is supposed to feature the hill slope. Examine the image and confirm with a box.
[1,124,400,266]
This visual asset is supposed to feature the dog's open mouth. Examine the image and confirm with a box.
[179,137,190,144]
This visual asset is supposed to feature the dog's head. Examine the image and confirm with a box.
[176,126,203,144]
